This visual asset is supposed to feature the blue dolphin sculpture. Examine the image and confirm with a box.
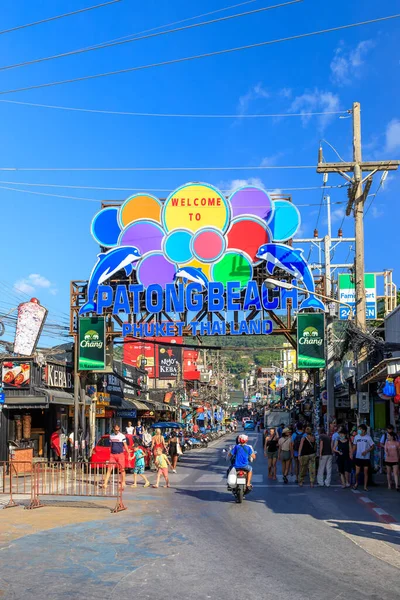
[79,246,141,315]
[174,266,209,288]
[257,242,325,311]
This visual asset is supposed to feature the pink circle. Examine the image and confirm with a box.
[192,229,225,262]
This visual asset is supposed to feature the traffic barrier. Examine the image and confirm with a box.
[29,462,127,513]
[0,461,33,508]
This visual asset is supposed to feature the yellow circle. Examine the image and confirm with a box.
[163,183,230,233]
[178,258,211,280]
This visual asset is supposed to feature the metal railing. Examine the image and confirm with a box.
[0,461,126,513]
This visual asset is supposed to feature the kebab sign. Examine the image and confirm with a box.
[2,360,31,389]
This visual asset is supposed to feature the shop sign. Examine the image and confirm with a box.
[78,317,106,371]
[297,313,326,369]
[117,409,137,418]
[80,183,324,336]
[2,361,31,389]
[339,273,377,320]
[158,345,182,379]
[96,392,110,406]
[44,363,73,389]
[14,299,48,356]
[123,341,156,378]
[106,373,122,394]
[142,410,155,418]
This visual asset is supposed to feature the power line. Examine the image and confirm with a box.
[0,1,302,72]
[0,165,316,171]
[0,13,399,95]
[0,180,348,192]
[0,0,121,36]
[0,182,348,205]
[0,98,348,118]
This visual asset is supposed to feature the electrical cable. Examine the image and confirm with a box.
[365,172,387,216]
[320,138,347,163]
[0,13,399,95]
[0,165,316,171]
[0,1,121,36]
[0,1,302,72]
[0,98,348,118]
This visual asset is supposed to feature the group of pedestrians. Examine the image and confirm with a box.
[263,422,400,491]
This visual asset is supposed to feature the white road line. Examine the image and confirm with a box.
[373,508,390,516]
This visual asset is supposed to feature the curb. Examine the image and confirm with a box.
[352,489,398,524]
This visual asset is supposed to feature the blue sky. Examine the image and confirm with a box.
[0,0,399,345]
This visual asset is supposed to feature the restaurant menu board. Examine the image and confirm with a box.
[14,300,48,356]
[2,361,31,389]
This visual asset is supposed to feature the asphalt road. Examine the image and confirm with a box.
[1,431,400,600]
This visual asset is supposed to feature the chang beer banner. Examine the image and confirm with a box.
[78,317,106,371]
[297,313,326,369]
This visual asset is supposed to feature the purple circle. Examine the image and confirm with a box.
[229,186,274,222]
[118,221,164,255]
[136,253,176,288]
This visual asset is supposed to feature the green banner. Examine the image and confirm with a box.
[297,313,326,369]
[78,317,106,371]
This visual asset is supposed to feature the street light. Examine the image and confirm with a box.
[264,278,354,318]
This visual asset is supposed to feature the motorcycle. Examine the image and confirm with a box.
[227,467,249,504]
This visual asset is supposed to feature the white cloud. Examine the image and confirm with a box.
[260,152,284,167]
[220,177,266,195]
[14,280,35,295]
[279,87,292,99]
[237,82,269,115]
[289,88,340,131]
[371,205,384,218]
[330,208,345,223]
[330,40,375,85]
[14,273,56,296]
[385,119,400,152]
[49,288,58,296]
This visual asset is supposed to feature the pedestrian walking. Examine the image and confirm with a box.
[125,421,134,435]
[384,431,400,490]
[317,427,333,487]
[278,428,293,483]
[169,432,180,473]
[153,448,171,488]
[291,423,304,483]
[333,428,352,488]
[298,426,316,487]
[151,428,167,457]
[101,425,132,490]
[352,424,374,492]
[132,443,150,488]
[264,427,279,480]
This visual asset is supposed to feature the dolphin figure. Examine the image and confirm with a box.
[174,266,209,288]
[257,242,325,311]
[79,246,141,314]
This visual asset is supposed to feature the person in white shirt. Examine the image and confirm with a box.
[126,421,134,435]
[352,424,374,491]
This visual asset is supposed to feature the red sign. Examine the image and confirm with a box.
[124,336,183,379]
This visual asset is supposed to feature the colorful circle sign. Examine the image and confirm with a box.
[91,207,121,247]
[192,227,226,263]
[118,220,164,255]
[269,199,301,241]
[211,251,253,288]
[120,194,162,227]
[136,252,177,288]
[229,186,274,222]
[163,229,193,263]
[227,216,272,264]
[162,183,230,234]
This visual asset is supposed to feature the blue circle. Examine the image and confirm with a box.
[91,207,121,248]
[269,200,301,241]
[163,229,193,263]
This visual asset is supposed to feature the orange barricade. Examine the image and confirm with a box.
[29,462,126,513]
[0,461,33,508]
[0,461,126,513]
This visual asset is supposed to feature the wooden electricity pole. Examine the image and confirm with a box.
[317,101,399,332]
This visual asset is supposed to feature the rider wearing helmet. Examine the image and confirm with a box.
[229,434,256,489]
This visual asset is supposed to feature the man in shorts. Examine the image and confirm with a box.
[102,425,132,490]
[352,424,374,491]
[229,434,256,490]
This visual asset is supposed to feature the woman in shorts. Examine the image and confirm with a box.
[333,428,352,488]
[384,431,400,490]
[278,428,293,484]
[264,427,279,480]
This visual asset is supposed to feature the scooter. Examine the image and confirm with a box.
[227,467,250,504]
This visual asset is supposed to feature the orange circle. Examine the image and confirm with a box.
[120,194,162,227]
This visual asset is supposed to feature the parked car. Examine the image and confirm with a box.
[90,434,151,471]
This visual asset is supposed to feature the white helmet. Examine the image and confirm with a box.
[238,434,248,444]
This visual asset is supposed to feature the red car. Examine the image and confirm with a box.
[90,434,151,471]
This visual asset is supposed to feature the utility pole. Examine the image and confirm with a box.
[317,101,399,419]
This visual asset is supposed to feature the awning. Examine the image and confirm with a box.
[129,399,149,410]
[360,357,400,385]
[145,400,176,412]
[4,396,48,407]
[35,387,75,406]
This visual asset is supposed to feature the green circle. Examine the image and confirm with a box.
[211,251,253,288]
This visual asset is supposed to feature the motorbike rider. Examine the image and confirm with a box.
[229,434,256,489]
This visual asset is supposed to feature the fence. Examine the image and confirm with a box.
[0,461,126,513]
